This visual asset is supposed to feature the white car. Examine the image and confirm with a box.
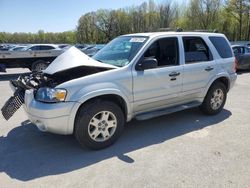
[2,32,237,150]
[8,45,26,51]
[0,44,63,72]
[21,44,60,51]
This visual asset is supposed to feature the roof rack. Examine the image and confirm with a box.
[193,29,219,33]
[156,28,184,32]
[157,28,174,32]
[155,28,219,33]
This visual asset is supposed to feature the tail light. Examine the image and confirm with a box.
[233,58,238,72]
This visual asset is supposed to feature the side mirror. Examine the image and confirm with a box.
[135,58,158,71]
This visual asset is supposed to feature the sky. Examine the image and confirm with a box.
[0,0,169,33]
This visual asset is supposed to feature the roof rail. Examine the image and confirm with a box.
[157,28,174,32]
[193,29,219,33]
[155,28,219,33]
[156,27,184,32]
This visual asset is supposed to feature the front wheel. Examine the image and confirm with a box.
[74,100,125,150]
[200,82,227,115]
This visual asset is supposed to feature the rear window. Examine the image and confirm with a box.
[209,36,233,58]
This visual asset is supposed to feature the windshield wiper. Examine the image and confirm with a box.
[95,59,104,63]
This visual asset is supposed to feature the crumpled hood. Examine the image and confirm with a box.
[43,46,117,75]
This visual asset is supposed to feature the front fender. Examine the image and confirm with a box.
[66,84,132,134]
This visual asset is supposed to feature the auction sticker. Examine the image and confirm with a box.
[130,38,146,43]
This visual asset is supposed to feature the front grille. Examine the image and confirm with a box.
[1,89,25,120]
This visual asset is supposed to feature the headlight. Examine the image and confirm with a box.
[35,87,67,103]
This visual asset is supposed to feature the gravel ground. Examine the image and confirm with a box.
[0,69,249,188]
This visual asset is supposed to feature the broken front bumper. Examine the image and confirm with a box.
[23,89,76,135]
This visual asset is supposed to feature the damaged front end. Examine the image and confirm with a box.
[1,72,53,120]
[1,47,117,120]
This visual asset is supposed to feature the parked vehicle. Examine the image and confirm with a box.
[232,45,250,70]
[1,32,237,150]
[8,45,26,51]
[0,44,63,72]
[0,44,13,51]
[58,44,71,49]
[75,44,87,50]
[82,44,105,57]
[21,44,60,51]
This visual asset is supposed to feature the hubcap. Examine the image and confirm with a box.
[35,63,47,72]
[88,111,117,142]
[210,89,224,110]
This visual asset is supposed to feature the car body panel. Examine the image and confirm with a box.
[18,32,237,135]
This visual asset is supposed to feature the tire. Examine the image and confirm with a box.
[31,60,48,72]
[74,100,125,150]
[200,82,227,115]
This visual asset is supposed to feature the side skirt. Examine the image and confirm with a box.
[135,101,201,121]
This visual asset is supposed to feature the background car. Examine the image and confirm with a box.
[0,44,13,51]
[21,44,60,51]
[8,45,26,51]
[232,45,250,70]
[58,44,71,49]
[74,44,87,50]
[82,44,105,57]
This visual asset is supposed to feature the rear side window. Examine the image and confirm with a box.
[209,36,233,58]
[30,46,40,51]
[183,37,213,63]
[40,46,55,50]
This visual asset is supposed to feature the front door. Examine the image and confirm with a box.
[132,37,183,113]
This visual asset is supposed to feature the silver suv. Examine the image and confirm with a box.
[2,32,237,149]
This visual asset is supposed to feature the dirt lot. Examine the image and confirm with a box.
[0,69,250,188]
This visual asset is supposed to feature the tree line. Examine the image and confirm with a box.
[1,0,250,44]
[0,30,76,44]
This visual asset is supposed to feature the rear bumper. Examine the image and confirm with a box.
[23,89,77,135]
[229,73,237,90]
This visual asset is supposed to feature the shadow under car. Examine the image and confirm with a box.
[0,108,231,181]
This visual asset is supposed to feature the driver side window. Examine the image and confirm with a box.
[144,37,179,67]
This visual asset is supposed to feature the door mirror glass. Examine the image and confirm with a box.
[136,58,158,71]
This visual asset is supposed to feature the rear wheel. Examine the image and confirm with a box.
[74,100,125,150]
[200,82,227,115]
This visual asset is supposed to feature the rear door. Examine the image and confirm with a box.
[181,36,215,100]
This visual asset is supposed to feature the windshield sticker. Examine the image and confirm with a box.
[129,38,146,43]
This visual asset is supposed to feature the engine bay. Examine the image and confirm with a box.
[1,65,112,121]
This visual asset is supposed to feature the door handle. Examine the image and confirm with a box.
[169,72,180,77]
[205,66,214,71]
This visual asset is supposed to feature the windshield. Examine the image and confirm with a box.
[93,36,148,67]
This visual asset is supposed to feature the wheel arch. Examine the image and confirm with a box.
[212,77,230,92]
[67,92,132,134]
[77,94,128,118]
[206,75,230,95]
